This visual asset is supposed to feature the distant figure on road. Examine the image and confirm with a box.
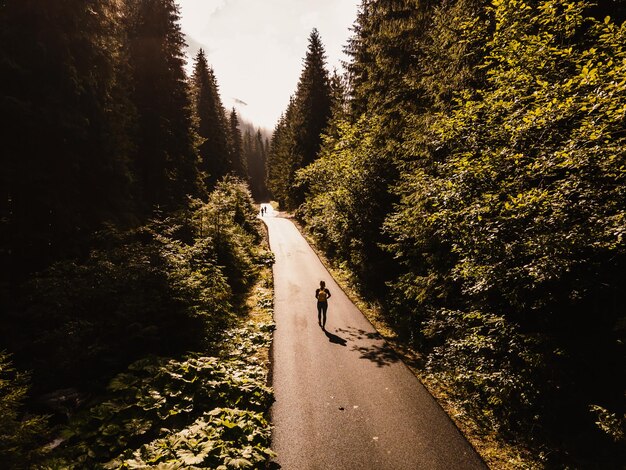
[315,280,331,329]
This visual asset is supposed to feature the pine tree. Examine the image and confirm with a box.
[267,99,297,208]
[228,108,246,179]
[297,2,431,290]
[247,129,268,201]
[125,0,202,212]
[191,49,231,189]
[345,0,428,121]
[293,29,332,170]
[266,29,332,209]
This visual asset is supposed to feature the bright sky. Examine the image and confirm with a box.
[177,0,360,131]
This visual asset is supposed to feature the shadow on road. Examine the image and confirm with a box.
[352,342,399,367]
[323,328,347,346]
[337,326,382,341]
[336,326,401,367]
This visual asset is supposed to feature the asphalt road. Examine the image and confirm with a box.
[261,204,487,470]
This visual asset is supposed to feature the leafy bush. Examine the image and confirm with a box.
[46,321,275,469]
[7,223,232,391]
[297,116,398,294]
[385,0,626,462]
[0,352,48,469]
[192,177,265,295]
[298,0,626,464]
[112,408,273,469]
[3,178,264,394]
[423,310,543,439]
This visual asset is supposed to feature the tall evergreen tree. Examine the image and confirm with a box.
[298,1,430,292]
[125,0,201,213]
[191,49,230,189]
[247,129,268,201]
[267,99,297,208]
[293,29,332,170]
[228,108,246,179]
[0,0,134,277]
[344,0,425,120]
[267,29,332,209]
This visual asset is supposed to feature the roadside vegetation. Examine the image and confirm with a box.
[1,2,276,467]
[268,0,626,467]
[1,180,276,468]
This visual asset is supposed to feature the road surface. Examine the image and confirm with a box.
[261,204,486,470]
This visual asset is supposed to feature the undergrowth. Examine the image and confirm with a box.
[43,322,276,469]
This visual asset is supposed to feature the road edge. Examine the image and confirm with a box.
[285,216,518,469]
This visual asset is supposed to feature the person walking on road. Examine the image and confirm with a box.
[315,280,331,329]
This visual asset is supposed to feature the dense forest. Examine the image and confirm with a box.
[240,120,271,203]
[4,0,626,467]
[0,0,274,468]
[269,0,626,467]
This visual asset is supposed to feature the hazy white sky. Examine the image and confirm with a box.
[177,0,360,130]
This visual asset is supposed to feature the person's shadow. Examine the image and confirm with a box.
[323,328,347,346]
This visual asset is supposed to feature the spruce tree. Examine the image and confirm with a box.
[267,99,297,208]
[125,0,202,213]
[345,0,427,120]
[266,29,332,209]
[247,129,268,201]
[293,29,332,169]
[191,49,231,189]
[228,108,246,179]
[298,2,428,289]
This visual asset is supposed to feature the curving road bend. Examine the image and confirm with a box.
[261,204,486,470]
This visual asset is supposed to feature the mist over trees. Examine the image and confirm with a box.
[282,0,626,466]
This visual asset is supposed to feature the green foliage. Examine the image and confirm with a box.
[46,321,275,468]
[0,352,48,469]
[125,0,203,212]
[415,0,626,310]
[297,0,435,297]
[345,0,427,119]
[228,109,247,181]
[245,128,270,202]
[0,0,136,277]
[6,221,230,391]
[267,29,332,209]
[192,49,231,190]
[385,0,626,463]
[0,3,273,466]
[297,115,398,292]
[589,404,626,443]
[3,179,263,393]
[113,408,273,469]
[10,178,275,467]
[294,0,626,464]
[193,176,265,294]
[423,310,543,437]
